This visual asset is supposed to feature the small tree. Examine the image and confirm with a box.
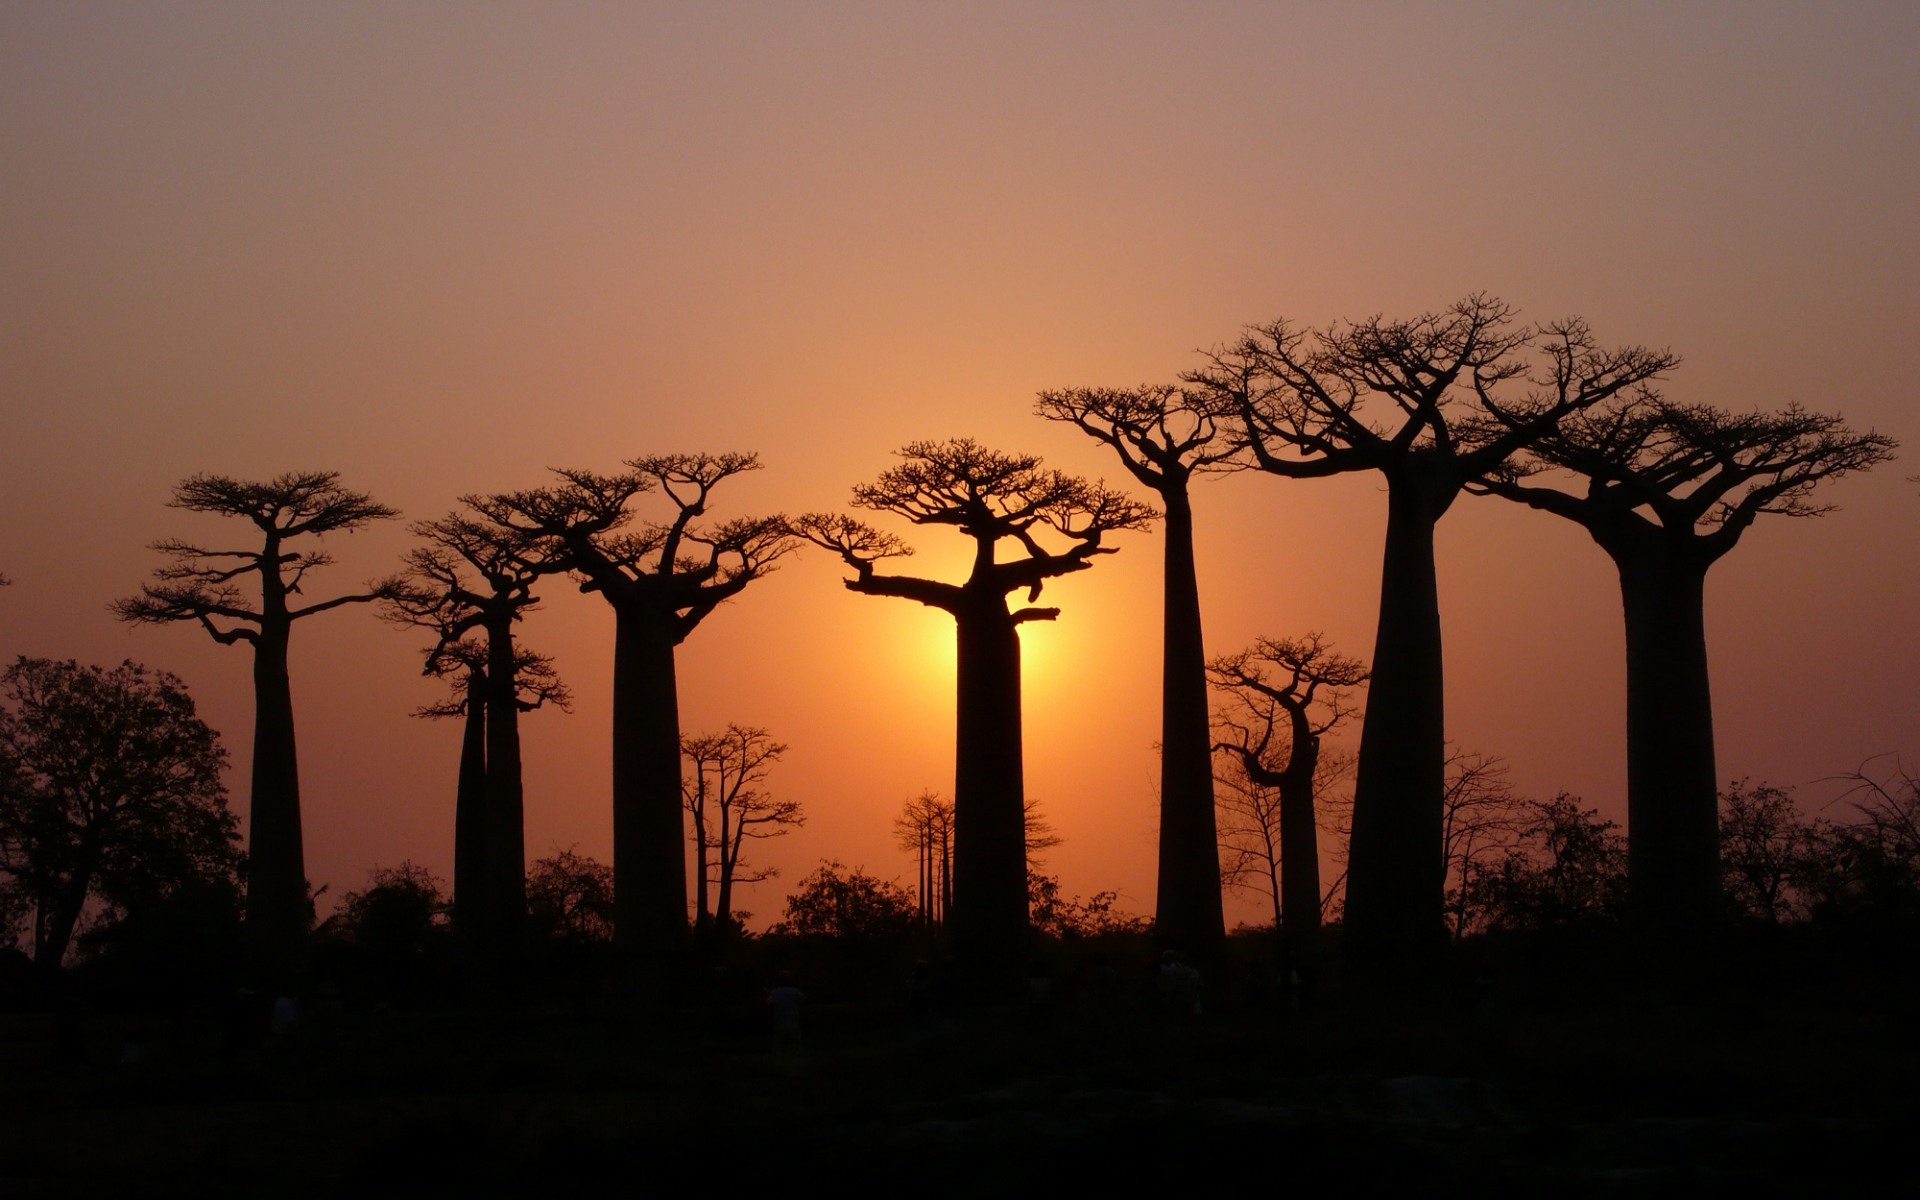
[1439,750,1533,938]
[1718,781,1821,924]
[681,725,802,937]
[1208,634,1368,938]
[0,658,240,970]
[795,439,1154,973]
[1468,796,1627,933]
[113,472,398,962]
[526,847,616,943]
[772,861,917,939]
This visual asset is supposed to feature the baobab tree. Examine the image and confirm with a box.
[1473,398,1896,929]
[681,724,802,938]
[469,454,793,955]
[794,439,1155,970]
[1187,300,1676,960]
[894,790,954,924]
[386,511,568,955]
[1208,633,1368,938]
[1035,384,1239,959]
[113,472,398,964]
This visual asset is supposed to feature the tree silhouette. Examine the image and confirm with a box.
[470,454,793,955]
[1473,398,1896,929]
[1436,749,1531,938]
[795,439,1154,972]
[112,472,398,964]
[1188,300,1675,960]
[894,790,953,925]
[681,724,801,938]
[1035,384,1239,959]
[0,658,240,970]
[386,510,570,957]
[1208,634,1367,937]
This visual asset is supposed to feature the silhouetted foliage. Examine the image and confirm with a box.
[526,848,616,944]
[471,454,795,955]
[795,439,1154,973]
[1189,301,1676,962]
[1209,633,1368,937]
[1475,398,1897,928]
[1717,781,1822,924]
[1439,750,1532,938]
[112,471,399,964]
[1036,384,1241,957]
[1027,871,1151,938]
[772,861,917,939]
[0,658,240,970]
[1461,796,1627,933]
[681,724,801,939]
[1802,759,1920,924]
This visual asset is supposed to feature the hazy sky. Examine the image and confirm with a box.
[4,2,1916,927]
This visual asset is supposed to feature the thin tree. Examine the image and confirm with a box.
[1208,634,1368,938]
[1035,384,1240,959]
[681,724,800,937]
[794,439,1155,971]
[1436,749,1531,938]
[112,472,398,964]
[1473,398,1895,928]
[386,511,568,955]
[470,454,794,955]
[1187,301,1675,960]
[894,790,954,925]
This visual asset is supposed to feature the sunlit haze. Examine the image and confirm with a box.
[4,2,1916,928]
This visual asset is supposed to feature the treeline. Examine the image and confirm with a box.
[0,293,1903,991]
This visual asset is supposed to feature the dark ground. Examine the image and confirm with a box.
[3,931,1916,1198]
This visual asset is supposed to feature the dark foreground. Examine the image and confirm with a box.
[3,935,1916,1198]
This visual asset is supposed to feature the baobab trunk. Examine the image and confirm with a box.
[1617,553,1721,932]
[1279,712,1323,938]
[611,607,689,956]
[1345,480,1449,960]
[248,623,309,965]
[452,672,488,949]
[950,608,1028,974]
[484,616,527,954]
[1155,488,1225,958]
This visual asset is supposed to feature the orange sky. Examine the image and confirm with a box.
[4,3,1917,929]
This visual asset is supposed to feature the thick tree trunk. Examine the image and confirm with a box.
[1345,480,1449,960]
[950,607,1028,975]
[452,672,488,950]
[247,622,309,967]
[484,615,527,955]
[1154,488,1226,958]
[611,606,688,956]
[1278,724,1322,938]
[34,870,93,972]
[1617,553,1721,931]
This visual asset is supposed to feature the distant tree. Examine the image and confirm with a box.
[1188,301,1675,960]
[526,847,616,943]
[1438,750,1533,938]
[112,472,398,963]
[1802,758,1920,922]
[322,861,449,969]
[795,439,1154,973]
[1035,385,1240,958]
[385,509,570,955]
[0,658,240,970]
[771,860,917,939]
[1474,399,1896,928]
[680,725,801,938]
[894,790,954,925]
[1468,796,1627,933]
[1209,633,1368,938]
[1718,781,1821,924]
[470,454,794,955]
